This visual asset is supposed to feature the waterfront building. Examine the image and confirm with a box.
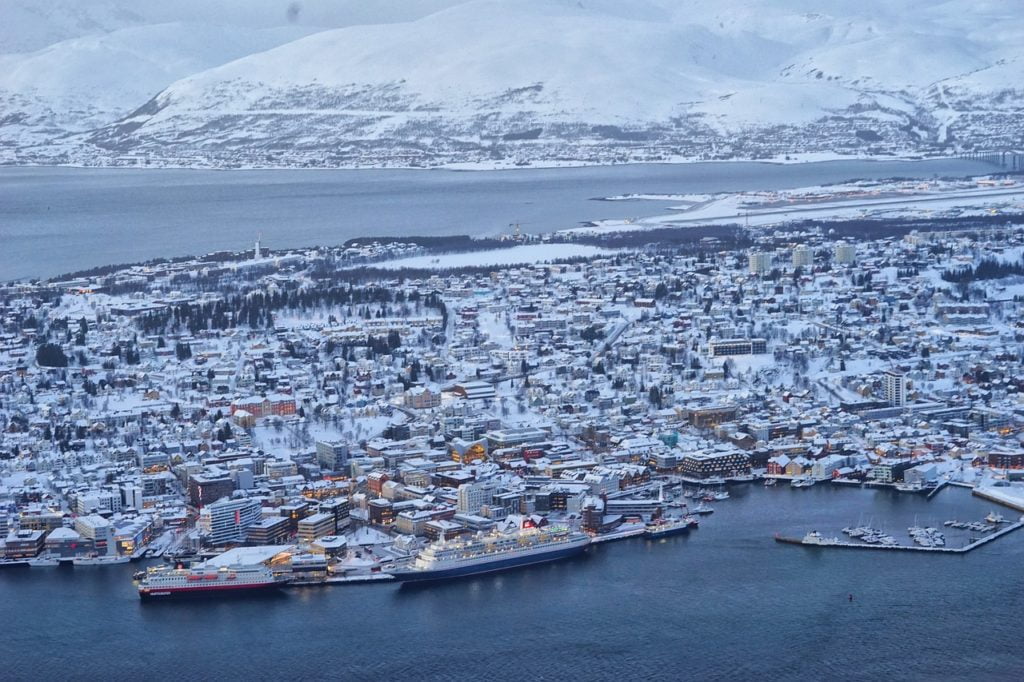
[74,515,116,555]
[45,527,90,558]
[871,459,914,484]
[4,529,44,558]
[680,451,751,480]
[297,513,336,542]
[198,497,263,545]
[246,517,291,545]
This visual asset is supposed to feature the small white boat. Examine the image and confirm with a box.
[802,531,839,546]
[764,478,777,487]
[28,557,60,567]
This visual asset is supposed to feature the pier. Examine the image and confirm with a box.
[590,525,648,545]
[926,480,950,499]
[775,518,1024,554]
[972,487,1024,513]
[288,574,395,587]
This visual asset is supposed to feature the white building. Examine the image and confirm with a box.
[834,242,856,264]
[748,252,773,275]
[199,497,263,545]
[791,246,813,268]
[457,482,492,514]
[884,370,908,407]
[74,515,117,556]
[75,489,123,515]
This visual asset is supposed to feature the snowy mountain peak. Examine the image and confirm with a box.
[2,0,1022,167]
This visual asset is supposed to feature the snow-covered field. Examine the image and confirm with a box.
[368,244,620,270]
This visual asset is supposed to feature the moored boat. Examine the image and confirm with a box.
[389,525,590,583]
[138,563,289,599]
[645,515,699,539]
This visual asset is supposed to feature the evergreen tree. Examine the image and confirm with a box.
[36,343,68,368]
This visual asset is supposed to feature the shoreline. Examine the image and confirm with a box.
[0,152,976,175]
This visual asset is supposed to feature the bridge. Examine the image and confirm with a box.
[958,149,1024,171]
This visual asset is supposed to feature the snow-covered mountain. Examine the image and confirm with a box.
[2,0,1022,167]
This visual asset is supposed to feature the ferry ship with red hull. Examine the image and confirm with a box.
[138,564,289,600]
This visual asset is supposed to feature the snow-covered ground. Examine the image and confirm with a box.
[563,178,1024,235]
[368,244,621,270]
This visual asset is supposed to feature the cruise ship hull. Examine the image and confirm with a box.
[390,542,588,583]
[139,582,285,600]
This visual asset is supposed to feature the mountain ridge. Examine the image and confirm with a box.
[2,0,1021,168]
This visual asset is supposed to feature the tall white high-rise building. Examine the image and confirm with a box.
[457,482,492,514]
[883,370,908,407]
[792,246,813,268]
[834,241,856,264]
[748,251,773,275]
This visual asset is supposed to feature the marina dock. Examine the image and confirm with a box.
[775,518,1024,554]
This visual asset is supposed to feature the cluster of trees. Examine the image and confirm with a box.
[942,257,1024,284]
[36,343,68,367]
[137,283,449,335]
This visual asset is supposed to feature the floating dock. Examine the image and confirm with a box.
[775,518,1024,554]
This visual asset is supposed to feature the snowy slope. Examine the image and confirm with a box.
[2,0,1023,166]
[0,23,315,118]
[0,0,471,53]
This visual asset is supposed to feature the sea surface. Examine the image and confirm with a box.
[1,485,1021,681]
[0,159,995,281]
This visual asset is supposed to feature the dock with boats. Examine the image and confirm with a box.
[775,516,1024,554]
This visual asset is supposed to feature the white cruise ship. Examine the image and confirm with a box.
[137,563,289,600]
[389,525,590,583]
